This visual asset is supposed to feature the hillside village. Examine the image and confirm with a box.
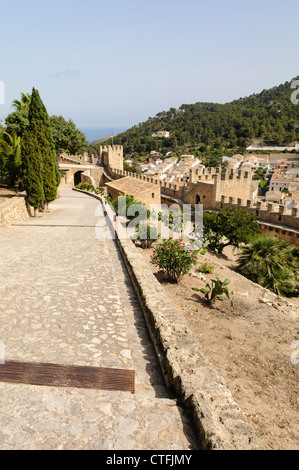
[124,146,299,213]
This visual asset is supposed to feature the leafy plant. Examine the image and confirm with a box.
[0,131,22,185]
[111,195,148,221]
[197,262,215,274]
[192,277,233,306]
[134,224,160,249]
[76,182,96,192]
[203,207,261,253]
[95,186,105,196]
[158,208,187,233]
[203,228,224,253]
[151,239,199,283]
[237,236,299,296]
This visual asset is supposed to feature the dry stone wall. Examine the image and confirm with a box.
[0,196,29,229]
[73,188,262,450]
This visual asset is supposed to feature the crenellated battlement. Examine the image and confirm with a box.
[100,145,123,153]
[105,165,299,243]
[190,166,251,183]
[216,196,299,244]
[99,145,124,172]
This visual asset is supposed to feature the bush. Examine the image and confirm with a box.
[198,262,215,274]
[95,186,105,196]
[151,239,199,283]
[76,182,96,192]
[158,209,187,233]
[111,195,148,220]
[203,228,224,253]
[203,207,261,253]
[237,236,299,296]
[134,224,160,249]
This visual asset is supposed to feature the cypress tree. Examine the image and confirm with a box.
[21,121,44,213]
[29,88,60,203]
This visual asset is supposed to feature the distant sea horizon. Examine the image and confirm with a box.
[79,127,129,143]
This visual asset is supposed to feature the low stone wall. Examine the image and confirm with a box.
[0,195,29,229]
[73,188,262,450]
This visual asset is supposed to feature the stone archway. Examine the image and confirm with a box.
[74,171,84,187]
[195,195,201,205]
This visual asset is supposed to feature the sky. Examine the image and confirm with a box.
[0,0,299,130]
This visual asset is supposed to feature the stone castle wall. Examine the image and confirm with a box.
[216,198,299,245]
[109,167,254,211]
[100,145,124,172]
[107,167,299,244]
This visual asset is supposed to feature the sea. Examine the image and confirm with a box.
[79,127,128,143]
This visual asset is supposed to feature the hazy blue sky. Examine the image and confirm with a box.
[1,0,298,129]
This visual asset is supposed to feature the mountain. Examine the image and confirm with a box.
[108,76,299,166]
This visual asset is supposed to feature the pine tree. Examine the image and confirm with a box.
[21,122,44,213]
[29,88,60,203]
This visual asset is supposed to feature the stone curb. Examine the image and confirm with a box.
[73,188,263,450]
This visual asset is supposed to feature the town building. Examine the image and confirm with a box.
[152,131,170,138]
[105,176,161,209]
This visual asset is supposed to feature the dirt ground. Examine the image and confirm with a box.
[138,243,299,450]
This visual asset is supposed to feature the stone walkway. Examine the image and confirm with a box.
[0,188,196,450]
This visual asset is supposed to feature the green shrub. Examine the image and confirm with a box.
[95,186,105,196]
[151,239,199,283]
[158,209,187,235]
[203,207,261,253]
[134,224,160,249]
[111,195,148,220]
[76,182,96,192]
[198,262,215,274]
[237,236,299,296]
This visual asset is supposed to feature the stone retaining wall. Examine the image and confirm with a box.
[0,196,29,229]
[74,188,262,450]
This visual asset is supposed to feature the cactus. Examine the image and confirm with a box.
[192,277,233,307]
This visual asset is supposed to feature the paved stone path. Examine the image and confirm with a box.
[0,188,196,450]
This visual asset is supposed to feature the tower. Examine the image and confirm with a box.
[99,145,124,172]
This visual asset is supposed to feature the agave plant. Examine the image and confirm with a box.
[193,277,233,306]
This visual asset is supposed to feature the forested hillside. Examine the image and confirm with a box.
[109,77,299,166]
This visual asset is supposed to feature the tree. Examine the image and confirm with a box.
[12,93,31,113]
[259,180,269,196]
[29,88,59,202]
[21,122,44,213]
[5,108,29,137]
[203,207,261,253]
[50,115,87,155]
[4,92,32,138]
[0,131,22,185]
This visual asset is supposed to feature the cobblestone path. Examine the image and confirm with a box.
[0,188,196,450]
